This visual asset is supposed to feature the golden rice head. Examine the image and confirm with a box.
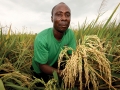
[58,46,82,89]
[58,35,112,90]
[45,79,58,90]
[1,71,31,87]
[83,35,111,89]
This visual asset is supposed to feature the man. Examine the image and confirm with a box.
[32,2,76,83]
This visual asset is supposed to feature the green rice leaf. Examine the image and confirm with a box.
[99,3,120,38]
[53,71,59,82]
[112,72,120,78]
[5,82,29,90]
[0,79,5,90]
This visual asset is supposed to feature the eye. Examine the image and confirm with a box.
[56,13,62,17]
[66,13,70,17]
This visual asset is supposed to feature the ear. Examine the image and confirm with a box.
[51,16,53,22]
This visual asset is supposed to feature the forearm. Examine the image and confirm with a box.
[39,64,61,75]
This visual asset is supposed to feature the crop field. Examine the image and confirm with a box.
[0,3,120,90]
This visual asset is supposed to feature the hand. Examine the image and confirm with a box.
[57,70,61,76]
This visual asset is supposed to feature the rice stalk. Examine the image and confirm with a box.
[58,35,114,90]
[44,79,58,90]
[5,25,11,40]
[5,82,29,90]
[0,63,15,73]
[98,3,120,38]
[0,58,15,74]
[30,77,59,90]
[1,71,31,87]
[111,55,120,74]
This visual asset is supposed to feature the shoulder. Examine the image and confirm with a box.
[34,28,52,46]
[34,28,52,45]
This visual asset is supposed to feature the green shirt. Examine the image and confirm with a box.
[32,28,76,73]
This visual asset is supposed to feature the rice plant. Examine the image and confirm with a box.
[0,1,119,90]
[58,35,116,90]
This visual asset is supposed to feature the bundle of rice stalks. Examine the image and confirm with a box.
[0,58,15,74]
[44,79,58,90]
[58,35,115,90]
[0,58,36,89]
[0,71,44,90]
[0,71,31,89]
[0,58,58,90]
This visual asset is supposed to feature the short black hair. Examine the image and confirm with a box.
[51,2,65,16]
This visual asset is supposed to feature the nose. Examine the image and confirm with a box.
[61,15,67,20]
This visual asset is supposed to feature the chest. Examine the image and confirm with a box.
[48,38,69,59]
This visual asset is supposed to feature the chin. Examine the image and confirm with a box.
[59,28,68,33]
[55,26,68,33]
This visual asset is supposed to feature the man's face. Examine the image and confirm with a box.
[51,4,71,33]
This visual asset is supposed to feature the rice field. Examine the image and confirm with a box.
[0,2,120,90]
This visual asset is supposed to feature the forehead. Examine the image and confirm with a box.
[53,4,71,14]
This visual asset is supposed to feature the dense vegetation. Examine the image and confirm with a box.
[0,2,120,90]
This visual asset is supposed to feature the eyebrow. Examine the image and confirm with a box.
[56,11,70,14]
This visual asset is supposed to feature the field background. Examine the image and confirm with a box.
[0,3,120,90]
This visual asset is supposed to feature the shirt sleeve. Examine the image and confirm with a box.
[34,37,48,64]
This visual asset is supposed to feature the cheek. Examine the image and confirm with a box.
[68,18,71,22]
[53,18,60,24]
[54,17,60,21]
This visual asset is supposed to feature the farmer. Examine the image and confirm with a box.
[31,2,76,83]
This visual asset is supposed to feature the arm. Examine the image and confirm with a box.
[34,34,62,75]
[39,64,62,76]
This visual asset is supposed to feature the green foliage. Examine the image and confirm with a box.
[0,27,35,72]
[73,3,120,63]
[0,79,5,90]
[72,3,120,89]
[0,2,120,90]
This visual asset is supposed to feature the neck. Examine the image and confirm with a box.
[53,29,64,41]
